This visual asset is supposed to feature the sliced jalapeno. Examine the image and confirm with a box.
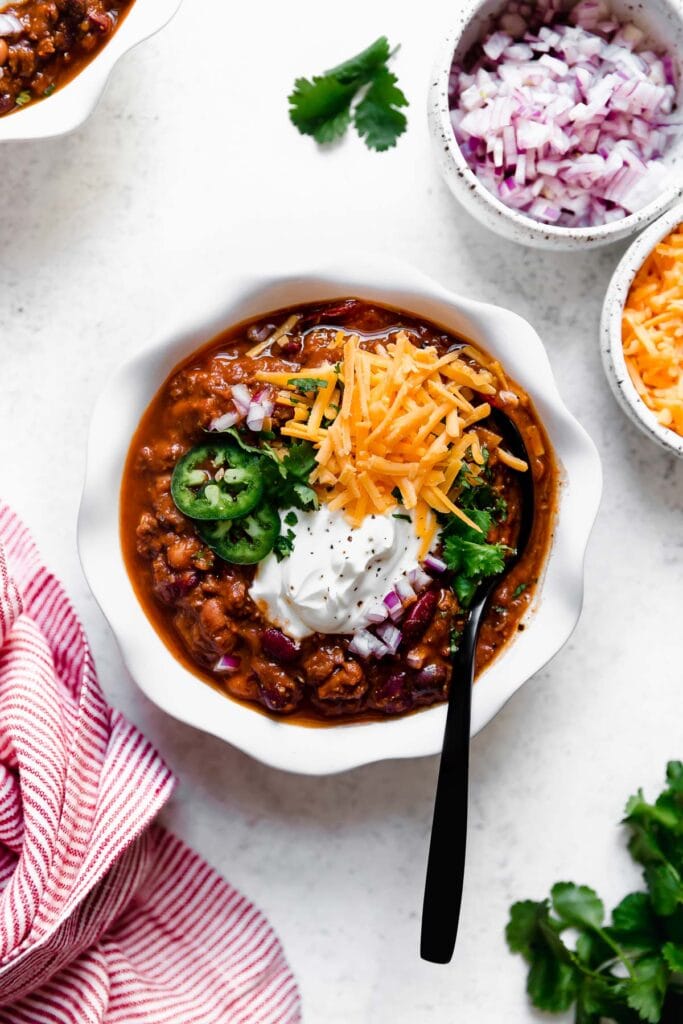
[197,505,280,564]
[171,442,263,521]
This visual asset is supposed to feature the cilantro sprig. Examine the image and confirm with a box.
[507,762,683,1023]
[441,468,512,607]
[288,36,408,152]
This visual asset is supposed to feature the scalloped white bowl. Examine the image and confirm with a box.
[78,257,602,776]
[0,0,182,142]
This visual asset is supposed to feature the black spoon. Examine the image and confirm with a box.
[420,409,535,965]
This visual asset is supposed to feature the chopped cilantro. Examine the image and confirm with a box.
[288,36,408,152]
[273,529,296,561]
[393,513,411,522]
[442,497,512,608]
[287,377,328,394]
[449,628,463,655]
[284,511,298,527]
[44,84,56,98]
[15,91,31,107]
[513,582,528,599]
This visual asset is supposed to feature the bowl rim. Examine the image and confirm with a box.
[429,0,683,245]
[600,200,683,457]
[78,255,602,776]
[0,0,183,142]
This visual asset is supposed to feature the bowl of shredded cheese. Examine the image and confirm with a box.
[602,201,683,456]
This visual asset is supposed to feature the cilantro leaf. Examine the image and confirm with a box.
[284,511,298,527]
[288,76,357,143]
[287,377,328,394]
[273,528,296,562]
[353,68,408,152]
[281,441,318,481]
[662,942,683,974]
[626,957,668,1023]
[443,534,507,578]
[288,36,408,152]
[552,883,605,930]
[611,893,661,952]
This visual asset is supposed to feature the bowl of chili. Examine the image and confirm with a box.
[0,0,182,141]
[79,256,602,775]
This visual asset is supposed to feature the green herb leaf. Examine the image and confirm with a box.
[625,956,668,1023]
[288,36,407,152]
[353,68,408,152]
[15,91,31,107]
[513,582,528,599]
[284,511,298,527]
[287,377,328,394]
[392,513,411,522]
[552,883,605,930]
[273,528,296,562]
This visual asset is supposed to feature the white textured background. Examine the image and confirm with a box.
[2,1,683,1021]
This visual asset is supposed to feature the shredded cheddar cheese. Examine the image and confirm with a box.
[256,330,529,557]
[622,226,683,438]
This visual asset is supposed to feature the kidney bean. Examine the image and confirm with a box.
[402,588,439,641]
[261,628,300,664]
[156,571,198,605]
[278,339,302,359]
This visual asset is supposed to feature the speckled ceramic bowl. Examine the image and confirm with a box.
[78,256,602,776]
[428,0,683,251]
[0,0,182,143]
[601,201,683,457]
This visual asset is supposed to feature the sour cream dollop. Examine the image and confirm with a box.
[249,506,422,640]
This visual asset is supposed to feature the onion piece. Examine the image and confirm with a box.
[376,622,402,655]
[230,384,252,415]
[214,654,240,672]
[395,578,416,603]
[423,554,447,575]
[246,401,267,432]
[383,590,404,622]
[0,13,22,35]
[408,567,433,592]
[209,411,242,431]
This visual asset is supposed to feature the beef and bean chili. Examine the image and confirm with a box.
[121,300,558,723]
[0,0,133,115]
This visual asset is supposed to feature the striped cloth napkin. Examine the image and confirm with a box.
[0,506,301,1023]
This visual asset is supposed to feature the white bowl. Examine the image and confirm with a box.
[601,201,683,456]
[428,0,683,251]
[0,0,182,142]
[78,256,602,776]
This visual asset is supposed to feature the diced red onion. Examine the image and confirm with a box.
[408,567,433,592]
[349,629,390,661]
[209,411,242,431]
[230,384,252,415]
[423,554,447,575]
[376,622,402,655]
[449,0,681,228]
[366,601,389,624]
[246,401,267,432]
[214,654,240,672]
[0,12,22,35]
[395,578,416,603]
[383,590,404,622]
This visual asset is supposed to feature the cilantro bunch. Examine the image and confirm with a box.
[225,428,318,511]
[507,762,683,1023]
[288,36,408,152]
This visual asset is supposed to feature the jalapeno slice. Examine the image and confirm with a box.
[171,442,263,521]
[197,505,280,564]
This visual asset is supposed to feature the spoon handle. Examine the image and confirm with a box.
[420,615,479,964]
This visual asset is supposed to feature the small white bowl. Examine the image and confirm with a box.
[0,0,182,142]
[78,256,602,776]
[601,201,683,456]
[428,0,683,251]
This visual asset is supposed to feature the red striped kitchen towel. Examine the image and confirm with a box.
[0,505,301,1023]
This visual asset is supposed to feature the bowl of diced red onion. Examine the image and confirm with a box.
[429,0,683,250]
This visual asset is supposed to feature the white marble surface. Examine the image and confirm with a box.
[1,1,683,1021]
